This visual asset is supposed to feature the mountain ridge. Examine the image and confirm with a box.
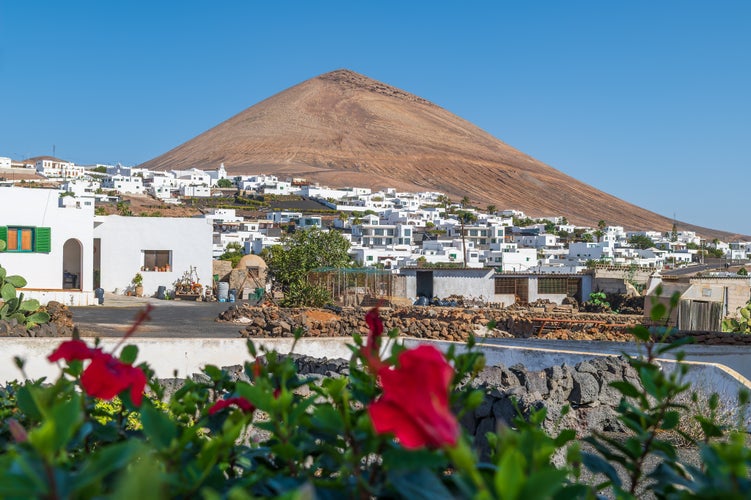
[140,69,743,240]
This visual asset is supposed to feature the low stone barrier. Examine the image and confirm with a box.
[218,304,751,346]
[218,304,641,342]
[187,353,642,458]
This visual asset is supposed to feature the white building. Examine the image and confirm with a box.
[93,215,213,297]
[0,187,95,305]
[35,158,85,179]
[102,174,144,194]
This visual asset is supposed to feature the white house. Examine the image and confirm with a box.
[93,215,213,297]
[102,174,144,194]
[35,158,85,179]
[0,187,95,305]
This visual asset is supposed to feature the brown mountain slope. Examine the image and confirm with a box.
[140,69,739,240]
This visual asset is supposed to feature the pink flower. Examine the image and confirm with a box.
[368,345,460,449]
[208,397,255,415]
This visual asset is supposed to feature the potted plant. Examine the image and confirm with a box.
[132,273,144,297]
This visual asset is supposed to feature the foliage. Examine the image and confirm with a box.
[513,216,535,227]
[628,234,655,250]
[218,242,244,267]
[116,201,133,216]
[722,300,751,333]
[582,291,611,313]
[737,267,748,276]
[131,273,143,287]
[0,294,750,497]
[261,227,352,306]
[0,264,50,328]
[216,178,234,188]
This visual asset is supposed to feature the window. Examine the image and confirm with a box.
[0,226,51,253]
[143,250,171,271]
[494,277,516,294]
[537,278,568,294]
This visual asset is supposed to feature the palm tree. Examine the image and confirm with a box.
[460,195,471,209]
[457,210,477,267]
[486,204,497,214]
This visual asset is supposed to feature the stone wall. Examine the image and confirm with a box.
[191,353,641,458]
[0,301,75,337]
[218,304,641,342]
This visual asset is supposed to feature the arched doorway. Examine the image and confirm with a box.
[63,238,82,290]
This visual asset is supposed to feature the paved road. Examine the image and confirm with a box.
[71,295,244,338]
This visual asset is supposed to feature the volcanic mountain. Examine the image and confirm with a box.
[141,69,737,239]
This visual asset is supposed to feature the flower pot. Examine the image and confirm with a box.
[135,285,144,297]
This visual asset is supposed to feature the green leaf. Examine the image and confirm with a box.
[661,410,680,430]
[310,404,344,435]
[119,345,139,365]
[651,303,667,322]
[630,325,650,342]
[25,311,50,325]
[15,386,43,421]
[19,298,40,312]
[494,448,526,500]
[1,282,16,302]
[388,468,453,500]
[519,469,569,500]
[609,380,641,399]
[203,364,223,381]
[71,441,143,491]
[5,275,27,288]
[141,403,177,450]
[29,393,83,457]
[581,452,622,488]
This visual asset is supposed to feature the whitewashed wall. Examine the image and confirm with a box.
[0,187,94,292]
[94,215,213,296]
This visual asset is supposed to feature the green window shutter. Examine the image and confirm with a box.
[0,226,6,251]
[35,227,51,253]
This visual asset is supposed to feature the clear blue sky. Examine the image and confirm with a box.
[1,1,748,235]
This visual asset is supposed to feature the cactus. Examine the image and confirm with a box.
[721,301,751,333]
[0,264,51,328]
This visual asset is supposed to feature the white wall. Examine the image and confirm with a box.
[94,215,213,296]
[0,187,94,293]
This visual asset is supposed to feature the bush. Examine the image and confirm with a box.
[0,293,749,497]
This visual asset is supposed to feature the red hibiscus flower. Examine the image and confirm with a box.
[208,396,255,415]
[49,340,147,406]
[361,307,386,371]
[80,352,147,406]
[368,345,459,449]
[48,339,100,362]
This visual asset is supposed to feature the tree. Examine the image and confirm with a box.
[670,223,678,242]
[456,210,477,267]
[218,242,244,267]
[544,221,557,234]
[460,195,471,209]
[628,234,655,250]
[216,178,234,188]
[486,204,496,215]
[436,195,451,213]
[261,228,351,306]
[597,220,606,231]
